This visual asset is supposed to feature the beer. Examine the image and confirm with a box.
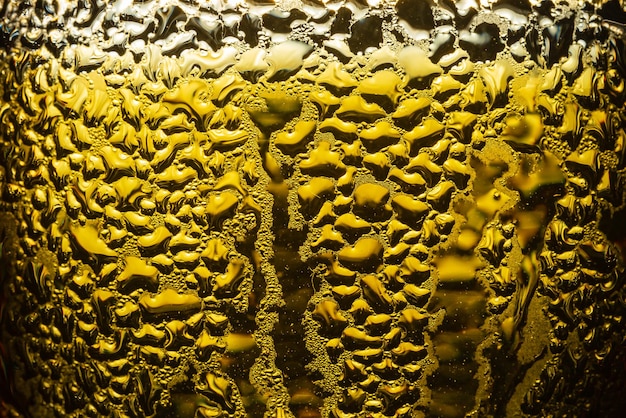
[0,0,625,416]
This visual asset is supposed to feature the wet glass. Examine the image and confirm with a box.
[0,0,625,417]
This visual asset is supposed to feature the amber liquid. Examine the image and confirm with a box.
[1,0,626,417]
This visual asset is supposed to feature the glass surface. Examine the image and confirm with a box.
[0,0,625,417]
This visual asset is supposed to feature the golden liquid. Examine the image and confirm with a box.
[0,1,626,417]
